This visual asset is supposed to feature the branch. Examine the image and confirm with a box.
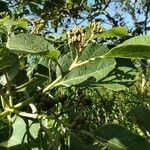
[144,1,150,34]
[102,0,111,11]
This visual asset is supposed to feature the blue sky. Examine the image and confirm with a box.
[87,0,149,32]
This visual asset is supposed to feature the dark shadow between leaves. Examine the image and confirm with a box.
[0,120,13,143]
[93,124,150,150]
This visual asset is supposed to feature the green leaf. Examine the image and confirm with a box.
[96,58,138,91]
[91,66,137,91]
[0,16,15,33]
[0,120,12,143]
[0,26,7,35]
[16,78,46,93]
[131,106,150,132]
[56,51,75,76]
[100,83,127,91]
[79,43,109,61]
[57,43,108,78]
[93,124,150,150]
[103,35,150,59]
[70,133,99,150]
[0,59,19,85]
[6,33,55,54]
[58,58,116,86]
[0,116,43,149]
[94,27,128,38]
[0,49,19,85]
[16,18,28,29]
[0,49,17,70]
[0,16,10,26]
[38,56,50,68]
[47,49,60,60]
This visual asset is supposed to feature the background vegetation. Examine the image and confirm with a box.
[0,0,150,149]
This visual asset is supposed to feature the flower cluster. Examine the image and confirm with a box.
[89,22,103,33]
[67,26,86,51]
[67,22,103,52]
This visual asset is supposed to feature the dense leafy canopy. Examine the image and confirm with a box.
[0,0,150,149]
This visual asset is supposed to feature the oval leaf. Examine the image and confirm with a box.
[93,124,150,150]
[79,43,109,61]
[131,106,150,132]
[6,33,54,53]
[94,27,128,38]
[103,35,150,59]
[16,18,28,29]
[47,49,60,60]
[0,116,42,149]
[57,58,116,86]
